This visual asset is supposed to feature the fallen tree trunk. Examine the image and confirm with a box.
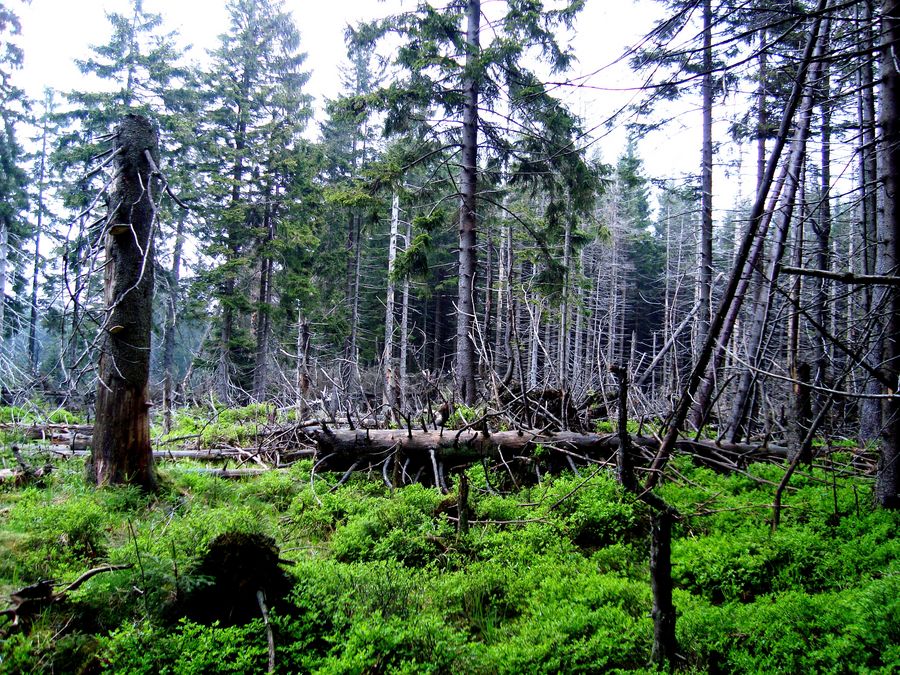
[42,447,315,461]
[315,427,788,459]
[312,428,792,487]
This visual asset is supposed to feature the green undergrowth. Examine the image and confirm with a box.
[0,448,897,673]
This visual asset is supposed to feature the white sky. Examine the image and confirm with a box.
[15,0,743,213]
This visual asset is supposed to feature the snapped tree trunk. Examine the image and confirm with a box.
[89,114,158,490]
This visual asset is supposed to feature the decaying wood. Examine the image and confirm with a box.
[1,564,132,631]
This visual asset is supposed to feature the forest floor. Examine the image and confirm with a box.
[0,403,898,673]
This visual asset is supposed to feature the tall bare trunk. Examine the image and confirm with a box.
[400,217,411,412]
[89,114,158,490]
[456,0,480,405]
[163,212,186,432]
[384,192,399,411]
[252,196,274,401]
[0,218,7,337]
[876,0,900,508]
[860,0,882,441]
[29,100,50,374]
[812,17,833,405]
[697,0,714,353]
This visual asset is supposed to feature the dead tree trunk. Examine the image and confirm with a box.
[456,0,480,405]
[697,0,714,355]
[877,0,900,508]
[163,211,186,433]
[88,114,158,490]
[858,0,882,441]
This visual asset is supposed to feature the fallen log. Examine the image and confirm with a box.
[313,427,789,461]
[40,447,315,461]
[311,428,794,488]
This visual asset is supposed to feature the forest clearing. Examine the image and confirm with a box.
[1,0,899,672]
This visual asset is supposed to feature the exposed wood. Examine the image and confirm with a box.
[89,114,159,490]
[778,265,900,286]
[1,564,132,629]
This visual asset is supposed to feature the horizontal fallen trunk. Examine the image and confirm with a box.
[313,428,790,472]
[42,447,315,461]
[306,428,806,492]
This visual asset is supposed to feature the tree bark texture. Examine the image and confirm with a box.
[649,510,677,665]
[456,0,480,405]
[697,0,714,353]
[89,114,158,490]
[877,0,900,508]
[163,212,186,432]
[859,0,883,441]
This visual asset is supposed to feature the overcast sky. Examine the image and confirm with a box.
[15,0,736,208]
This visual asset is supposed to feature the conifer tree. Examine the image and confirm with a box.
[200,0,312,402]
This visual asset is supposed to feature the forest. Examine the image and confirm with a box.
[0,0,899,672]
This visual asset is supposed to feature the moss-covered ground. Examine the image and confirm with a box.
[0,408,897,673]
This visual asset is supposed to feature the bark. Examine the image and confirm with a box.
[860,0,882,441]
[88,114,158,490]
[456,0,480,405]
[611,365,637,491]
[400,217,411,412]
[697,0,714,352]
[558,213,573,389]
[384,192,399,411]
[252,195,274,401]
[877,0,900,508]
[649,511,677,666]
[0,215,7,334]
[812,18,833,404]
[29,105,50,374]
[313,427,790,466]
[757,28,768,192]
[347,212,362,373]
[295,308,310,406]
[163,212,186,432]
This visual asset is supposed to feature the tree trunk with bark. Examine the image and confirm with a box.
[860,0,883,442]
[456,0,480,405]
[697,0,714,355]
[88,114,158,490]
[163,212,186,432]
[384,192,400,412]
[877,0,900,508]
[29,102,50,374]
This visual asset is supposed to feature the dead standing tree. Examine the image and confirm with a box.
[88,114,159,490]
